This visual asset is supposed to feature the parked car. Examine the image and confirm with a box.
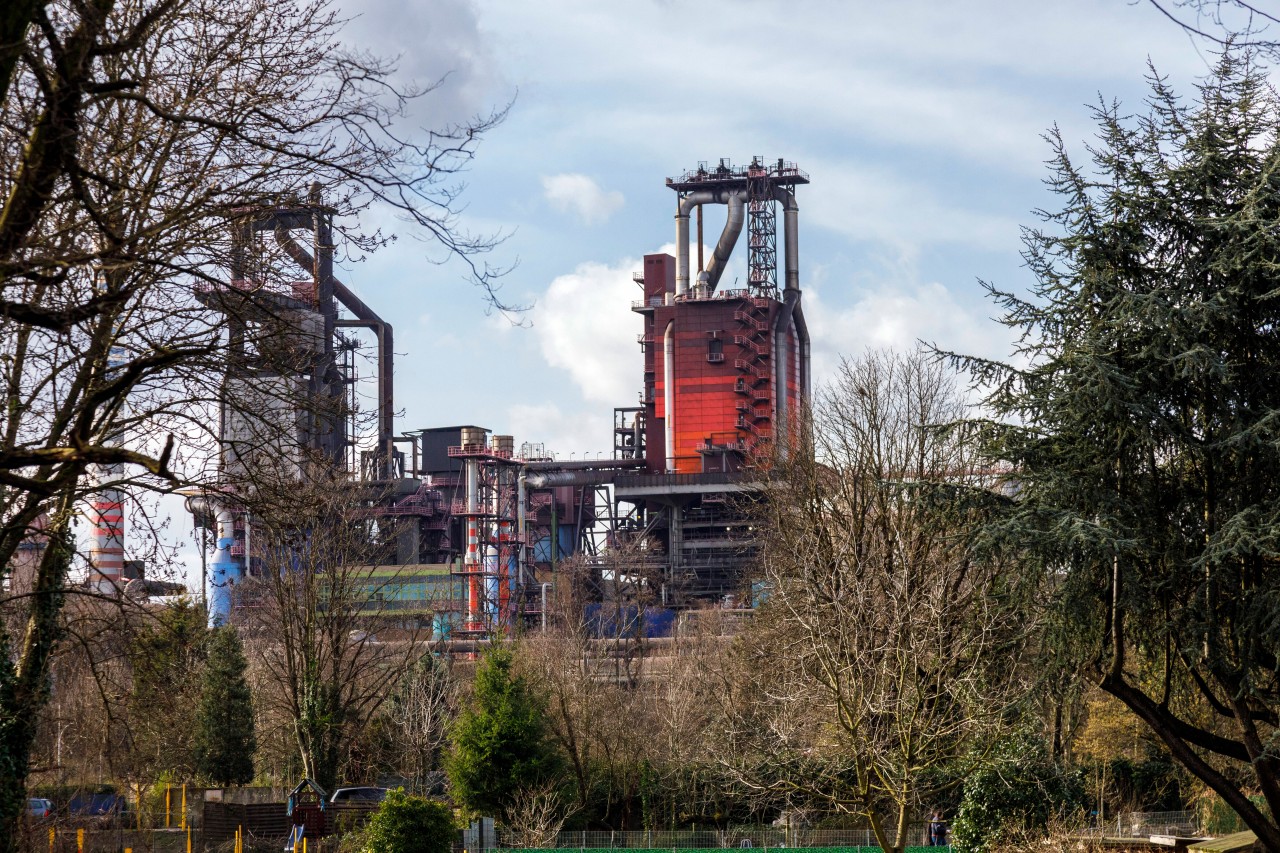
[27,798,53,818]
[329,787,388,804]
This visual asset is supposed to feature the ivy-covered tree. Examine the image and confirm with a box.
[193,627,255,786]
[445,645,562,817]
[952,51,1280,849]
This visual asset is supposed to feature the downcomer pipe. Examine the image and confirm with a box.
[675,189,746,297]
[702,191,746,293]
[795,303,811,401]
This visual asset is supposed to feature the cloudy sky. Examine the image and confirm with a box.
[323,0,1221,462]
[145,0,1247,587]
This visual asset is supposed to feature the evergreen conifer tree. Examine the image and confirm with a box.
[193,627,256,786]
[952,51,1280,849]
[445,645,562,816]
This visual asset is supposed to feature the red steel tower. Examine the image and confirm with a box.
[633,158,810,474]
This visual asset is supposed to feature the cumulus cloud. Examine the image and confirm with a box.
[803,158,1022,253]
[803,278,1016,389]
[532,256,640,404]
[339,0,506,129]
[505,402,613,458]
[542,174,625,225]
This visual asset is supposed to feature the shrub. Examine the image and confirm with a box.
[363,790,455,853]
[951,742,1084,853]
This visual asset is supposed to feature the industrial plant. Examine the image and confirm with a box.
[81,158,810,636]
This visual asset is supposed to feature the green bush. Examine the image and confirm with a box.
[363,790,455,853]
[951,742,1084,853]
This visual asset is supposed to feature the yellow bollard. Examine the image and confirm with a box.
[302,837,307,853]
[165,783,171,829]
[186,827,192,853]
[47,827,54,853]
[76,829,84,853]
[180,784,187,831]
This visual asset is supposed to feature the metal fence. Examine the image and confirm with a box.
[494,826,940,850]
[1073,811,1200,839]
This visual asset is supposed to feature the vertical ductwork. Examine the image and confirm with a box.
[675,212,690,297]
[664,320,675,472]
[516,469,527,587]
[675,189,746,297]
[276,227,396,478]
[311,190,341,468]
[778,186,800,293]
[795,303,811,401]
[773,186,803,449]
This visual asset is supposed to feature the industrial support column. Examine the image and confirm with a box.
[465,456,480,632]
[207,505,239,626]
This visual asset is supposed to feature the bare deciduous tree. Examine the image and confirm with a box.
[0,0,507,839]
[502,780,579,848]
[720,347,1035,853]
[239,476,425,793]
[1146,0,1280,56]
[384,653,458,789]
[525,551,649,825]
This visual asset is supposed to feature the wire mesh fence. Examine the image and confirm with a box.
[493,826,941,850]
[19,825,356,853]
[1071,811,1200,839]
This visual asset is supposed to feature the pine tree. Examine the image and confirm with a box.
[445,645,562,816]
[127,599,207,779]
[952,51,1280,849]
[193,627,256,786]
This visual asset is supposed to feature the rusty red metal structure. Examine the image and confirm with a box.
[607,157,811,601]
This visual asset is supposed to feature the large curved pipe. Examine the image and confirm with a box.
[702,191,745,293]
[664,320,675,471]
[675,189,745,297]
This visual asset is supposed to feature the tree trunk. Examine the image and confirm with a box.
[0,514,72,853]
